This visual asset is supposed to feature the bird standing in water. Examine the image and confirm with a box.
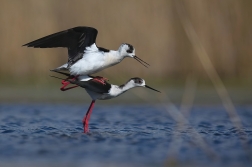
[51,72,160,133]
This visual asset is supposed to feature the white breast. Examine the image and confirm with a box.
[69,44,121,76]
[70,53,105,75]
[69,44,105,75]
[97,85,125,100]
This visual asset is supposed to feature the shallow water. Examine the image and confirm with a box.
[0,103,252,167]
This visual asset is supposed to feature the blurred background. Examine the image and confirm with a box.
[0,0,251,104]
[1,1,252,167]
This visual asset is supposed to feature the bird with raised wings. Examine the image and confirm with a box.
[23,27,150,90]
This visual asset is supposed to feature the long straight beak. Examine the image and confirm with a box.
[134,56,150,68]
[145,85,161,93]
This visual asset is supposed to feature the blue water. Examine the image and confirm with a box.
[0,103,252,167]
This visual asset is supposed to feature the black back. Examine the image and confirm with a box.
[98,47,110,52]
[72,79,111,94]
[23,26,98,66]
[50,70,111,93]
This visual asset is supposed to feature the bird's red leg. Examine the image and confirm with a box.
[60,85,79,91]
[82,100,96,133]
[60,75,79,91]
[92,76,109,85]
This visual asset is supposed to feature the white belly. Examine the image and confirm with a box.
[69,52,106,75]
[69,52,121,76]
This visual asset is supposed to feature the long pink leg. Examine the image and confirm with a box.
[92,76,109,85]
[60,83,78,91]
[82,100,96,133]
[60,75,79,91]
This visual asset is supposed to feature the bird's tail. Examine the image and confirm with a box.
[50,69,78,85]
[50,69,71,77]
[51,63,69,73]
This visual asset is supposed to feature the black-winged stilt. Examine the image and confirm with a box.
[23,26,150,89]
[51,71,160,133]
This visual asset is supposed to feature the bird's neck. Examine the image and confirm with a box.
[109,82,135,97]
[103,50,123,67]
[120,82,135,92]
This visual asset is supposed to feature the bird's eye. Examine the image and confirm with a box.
[137,79,142,84]
[126,48,133,53]
[126,44,134,53]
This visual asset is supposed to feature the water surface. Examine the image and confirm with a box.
[0,103,251,167]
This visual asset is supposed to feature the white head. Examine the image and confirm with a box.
[118,43,150,68]
[119,43,135,58]
[121,77,161,93]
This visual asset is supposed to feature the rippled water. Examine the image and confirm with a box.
[0,103,252,167]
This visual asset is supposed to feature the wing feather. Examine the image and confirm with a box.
[23,26,98,65]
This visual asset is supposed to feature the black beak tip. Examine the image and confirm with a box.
[133,56,150,68]
[145,85,161,93]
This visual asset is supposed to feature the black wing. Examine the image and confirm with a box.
[23,26,98,66]
[73,79,111,94]
[50,70,111,93]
